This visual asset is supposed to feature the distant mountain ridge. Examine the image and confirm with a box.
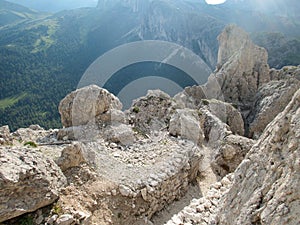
[5,0,97,12]
[0,0,47,27]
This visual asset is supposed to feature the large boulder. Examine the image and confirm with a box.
[55,143,95,172]
[247,78,300,138]
[217,89,300,225]
[201,108,232,148]
[59,85,122,128]
[104,123,135,146]
[211,134,255,178]
[201,99,245,136]
[0,147,67,222]
[169,109,205,145]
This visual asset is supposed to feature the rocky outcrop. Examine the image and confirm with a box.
[174,24,270,122]
[55,143,91,172]
[2,25,299,225]
[169,109,204,145]
[211,134,255,178]
[0,147,67,222]
[214,24,270,108]
[247,77,300,138]
[270,65,300,81]
[59,85,122,128]
[127,90,173,133]
[0,125,11,145]
[217,89,300,225]
[201,99,245,136]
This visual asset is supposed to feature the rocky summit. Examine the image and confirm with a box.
[0,25,299,225]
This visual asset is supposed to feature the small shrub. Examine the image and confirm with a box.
[133,106,140,113]
[24,141,37,148]
[201,99,210,105]
[52,203,62,215]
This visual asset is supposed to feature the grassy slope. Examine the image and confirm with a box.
[0,93,28,110]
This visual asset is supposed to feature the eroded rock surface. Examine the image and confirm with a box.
[247,77,300,139]
[0,147,67,222]
[201,99,244,136]
[211,134,255,178]
[2,25,299,225]
[0,125,11,145]
[59,85,122,127]
[217,89,300,225]
[127,90,174,134]
[169,109,204,145]
[215,24,270,108]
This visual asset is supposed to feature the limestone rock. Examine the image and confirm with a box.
[57,124,100,141]
[201,108,232,148]
[55,214,74,225]
[0,125,11,145]
[173,85,207,109]
[104,123,135,145]
[211,134,255,178]
[56,143,91,171]
[214,24,270,108]
[247,77,300,138]
[127,90,173,133]
[12,126,44,142]
[166,174,234,225]
[58,85,122,127]
[217,89,300,225]
[0,147,67,222]
[169,109,204,145]
[270,65,300,81]
[174,25,270,119]
[28,124,44,131]
[201,99,245,136]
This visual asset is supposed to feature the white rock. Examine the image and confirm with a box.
[119,185,132,197]
[56,214,74,225]
[0,147,66,223]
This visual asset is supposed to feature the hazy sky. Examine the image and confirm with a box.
[205,0,227,4]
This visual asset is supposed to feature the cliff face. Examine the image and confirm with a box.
[217,88,300,225]
[215,24,270,108]
[96,0,221,69]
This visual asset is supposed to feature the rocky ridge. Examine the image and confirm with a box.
[0,25,299,225]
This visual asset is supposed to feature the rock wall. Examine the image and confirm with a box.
[247,75,300,139]
[217,89,300,225]
[166,174,234,225]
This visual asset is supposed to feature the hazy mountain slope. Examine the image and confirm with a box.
[5,0,98,12]
[252,32,300,68]
[0,0,47,27]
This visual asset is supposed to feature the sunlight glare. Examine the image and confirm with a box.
[205,0,227,5]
